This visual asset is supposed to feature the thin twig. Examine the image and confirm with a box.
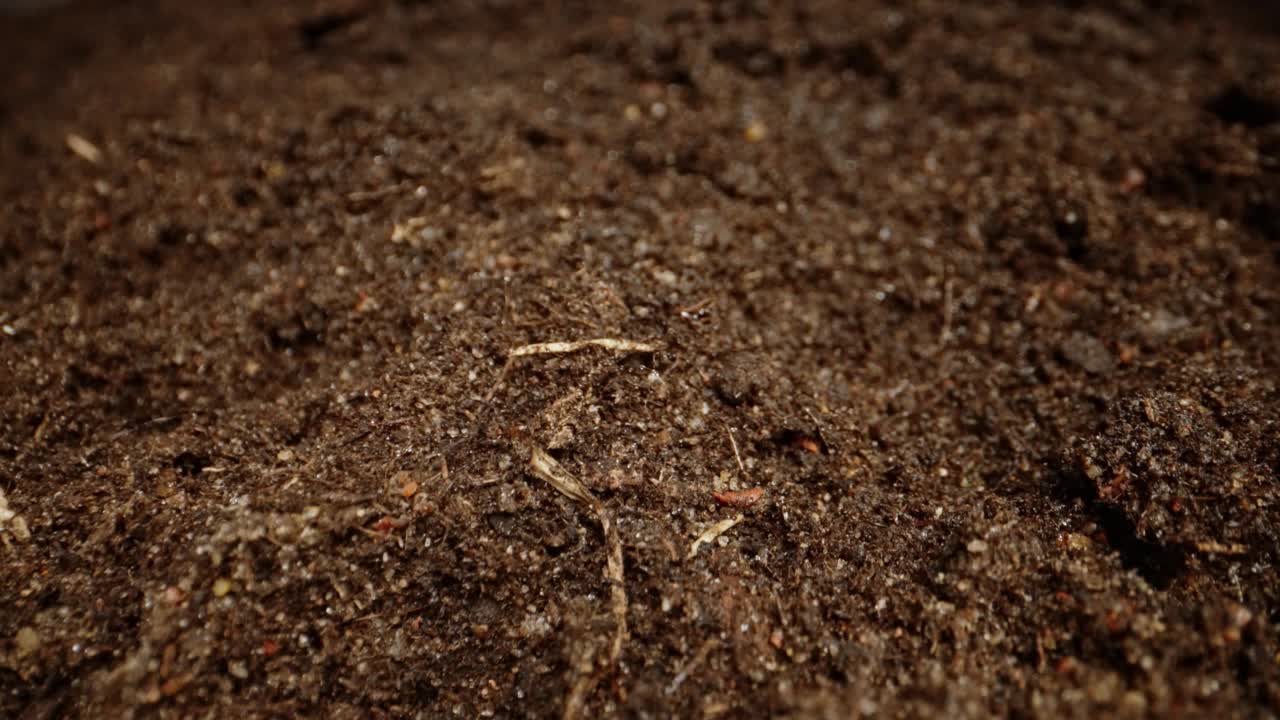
[688,514,744,559]
[665,638,719,695]
[802,407,831,454]
[346,182,409,203]
[1193,540,1247,556]
[510,338,659,358]
[676,297,715,317]
[940,277,954,346]
[726,427,746,475]
[526,448,628,720]
[341,417,411,446]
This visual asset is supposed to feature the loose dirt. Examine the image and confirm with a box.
[2,1,1279,717]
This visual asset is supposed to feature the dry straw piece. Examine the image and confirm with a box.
[688,514,744,559]
[529,447,598,505]
[526,447,628,720]
[65,133,103,164]
[509,338,659,358]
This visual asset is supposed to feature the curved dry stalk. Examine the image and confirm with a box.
[526,447,628,720]
[509,337,659,358]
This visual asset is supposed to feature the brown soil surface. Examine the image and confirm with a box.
[3,1,1280,717]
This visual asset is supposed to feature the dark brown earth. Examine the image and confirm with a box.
[2,1,1280,717]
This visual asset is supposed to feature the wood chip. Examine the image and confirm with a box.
[1194,540,1247,556]
[712,487,764,508]
[510,338,659,358]
[688,514,744,559]
[0,489,30,542]
[160,672,193,697]
[528,447,597,505]
[66,133,103,164]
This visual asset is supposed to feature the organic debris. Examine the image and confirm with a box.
[0,489,30,543]
[526,447,628,720]
[665,638,719,696]
[509,338,659,358]
[712,487,765,507]
[528,447,597,505]
[688,515,744,559]
[65,133,103,164]
[726,428,747,474]
[1194,540,1247,556]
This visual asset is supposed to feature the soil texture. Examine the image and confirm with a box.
[2,1,1280,717]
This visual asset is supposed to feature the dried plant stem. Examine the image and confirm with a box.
[527,448,628,720]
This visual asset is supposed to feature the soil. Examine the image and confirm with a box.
[2,1,1280,717]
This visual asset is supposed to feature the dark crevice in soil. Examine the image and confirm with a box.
[297,10,367,51]
[1055,463,1188,590]
[1206,85,1280,129]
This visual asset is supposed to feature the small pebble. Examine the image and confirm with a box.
[15,627,40,657]
[10,516,30,542]
[1059,332,1114,375]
